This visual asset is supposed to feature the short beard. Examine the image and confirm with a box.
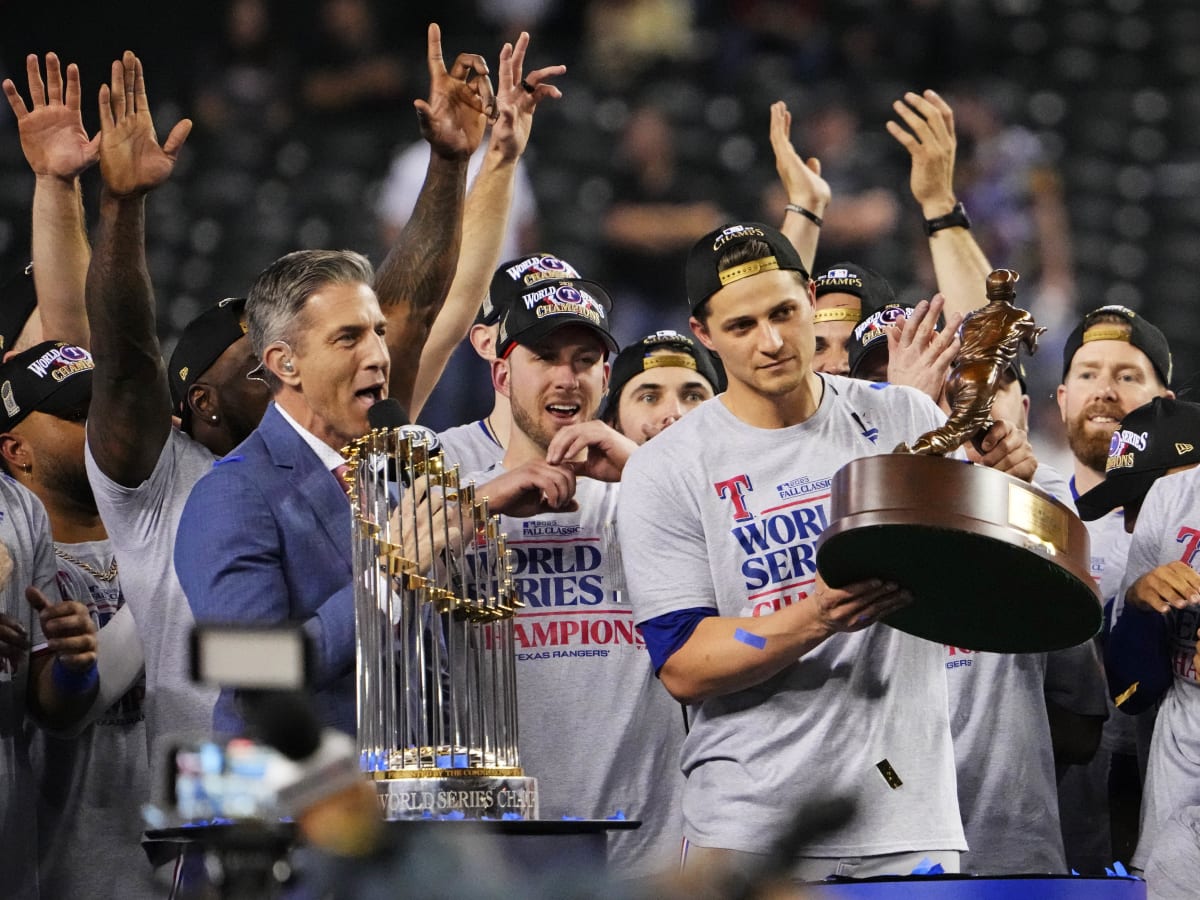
[41,456,99,516]
[510,391,556,452]
[1066,415,1114,474]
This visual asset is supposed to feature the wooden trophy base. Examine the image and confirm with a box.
[815,455,1101,653]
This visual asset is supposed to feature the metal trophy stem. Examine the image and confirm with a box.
[345,428,537,819]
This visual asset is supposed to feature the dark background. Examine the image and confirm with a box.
[2,0,1195,464]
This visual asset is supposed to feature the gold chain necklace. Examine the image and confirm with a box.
[55,547,119,583]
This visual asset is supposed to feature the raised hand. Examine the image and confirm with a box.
[415,23,494,161]
[769,100,831,215]
[886,89,958,218]
[97,51,192,198]
[489,32,564,163]
[3,53,100,179]
[885,295,962,403]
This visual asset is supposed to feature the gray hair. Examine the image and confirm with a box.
[246,249,375,391]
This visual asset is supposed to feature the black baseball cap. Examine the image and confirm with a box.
[1062,305,1172,387]
[599,330,723,421]
[813,262,897,326]
[496,279,618,359]
[168,297,249,419]
[685,223,809,315]
[0,341,94,432]
[1075,397,1200,521]
[477,253,582,326]
[0,263,39,354]
[846,302,917,379]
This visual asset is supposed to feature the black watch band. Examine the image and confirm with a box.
[924,201,970,236]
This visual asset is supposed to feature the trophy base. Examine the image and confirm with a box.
[373,773,539,821]
[816,455,1101,653]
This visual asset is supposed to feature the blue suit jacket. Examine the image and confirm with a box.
[175,404,356,736]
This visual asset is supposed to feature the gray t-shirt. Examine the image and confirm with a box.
[85,428,219,775]
[29,540,154,899]
[466,466,685,879]
[440,420,504,481]
[1057,486,1138,873]
[1143,804,1200,900]
[0,476,59,899]
[1121,467,1200,871]
[946,639,1106,874]
[618,377,965,857]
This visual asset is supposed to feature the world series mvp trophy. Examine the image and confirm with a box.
[817,269,1102,652]
[344,416,538,819]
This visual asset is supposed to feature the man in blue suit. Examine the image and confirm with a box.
[175,250,390,735]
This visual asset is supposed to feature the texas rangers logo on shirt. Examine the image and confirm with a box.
[714,474,754,522]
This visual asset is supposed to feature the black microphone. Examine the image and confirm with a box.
[245,689,322,761]
[367,398,408,431]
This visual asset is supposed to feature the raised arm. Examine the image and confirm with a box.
[3,53,101,349]
[375,23,492,412]
[408,32,564,418]
[770,100,830,274]
[887,89,991,318]
[84,52,192,487]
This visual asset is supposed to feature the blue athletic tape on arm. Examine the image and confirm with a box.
[734,628,766,650]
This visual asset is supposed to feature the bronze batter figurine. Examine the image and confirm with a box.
[896,268,1045,456]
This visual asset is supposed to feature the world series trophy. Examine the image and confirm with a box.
[816,269,1102,652]
[344,425,538,819]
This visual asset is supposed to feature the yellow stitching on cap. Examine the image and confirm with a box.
[813,308,860,324]
[642,354,697,372]
[718,256,780,286]
[1082,325,1131,344]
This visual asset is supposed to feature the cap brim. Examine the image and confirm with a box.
[849,341,888,379]
[1075,470,1162,521]
[504,317,618,357]
[34,370,93,416]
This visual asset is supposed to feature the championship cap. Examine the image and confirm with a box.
[1062,305,1172,387]
[847,302,916,379]
[813,262,897,326]
[0,264,38,354]
[478,253,582,326]
[495,279,618,359]
[1075,397,1200,521]
[599,329,723,421]
[0,341,94,432]
[168,297,249,420]
[685,222,809,315]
